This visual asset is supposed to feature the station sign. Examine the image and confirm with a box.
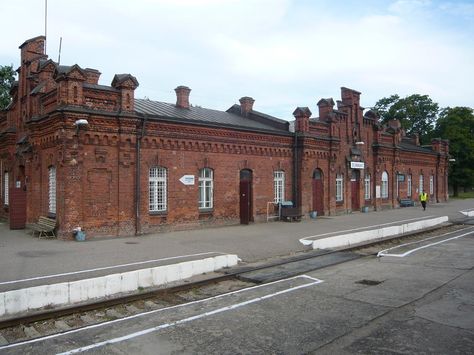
[350,162,365,169]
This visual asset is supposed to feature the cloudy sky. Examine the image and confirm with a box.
[1,0,473,119]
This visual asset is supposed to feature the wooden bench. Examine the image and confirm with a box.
[26,216,57,239]
[399,199,415,207]
[281,207,303,222]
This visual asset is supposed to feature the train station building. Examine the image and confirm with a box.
[0,36,450,238]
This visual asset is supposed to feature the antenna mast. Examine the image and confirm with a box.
[58,37,62,64]
[44,0,48,54]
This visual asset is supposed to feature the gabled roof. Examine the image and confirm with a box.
[134,99,289,133]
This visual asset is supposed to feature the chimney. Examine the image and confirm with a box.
[317,98,335,122]
[293,107,312,133]
[239,96,255,116]
[175,86,191,109]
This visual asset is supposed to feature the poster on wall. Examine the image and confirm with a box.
[376,185,381,198]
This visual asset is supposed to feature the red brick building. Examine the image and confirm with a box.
[0,36,450,238]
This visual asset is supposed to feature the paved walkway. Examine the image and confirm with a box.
[0,199,472,292]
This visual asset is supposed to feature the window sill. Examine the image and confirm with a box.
[149,211,167,216]
[48,213,56,219]
[199,208,214,215]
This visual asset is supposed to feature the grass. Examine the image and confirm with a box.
[450,191,474,199]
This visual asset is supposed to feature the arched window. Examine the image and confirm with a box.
[48,166,56,214]
[381,171,389,199]
[3,171,9,206]
[419,174,424,193]
[273,170,285,203]
[336,174,344,202]
[149,167,167,212]
[364,174,371,200]
[199,168,213,209]
[407,174,412,197]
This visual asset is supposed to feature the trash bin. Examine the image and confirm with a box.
[361,206,369,213]
[73,227,86,241]
[309,211,318,219]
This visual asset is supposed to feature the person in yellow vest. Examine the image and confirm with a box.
[419,190,428,211]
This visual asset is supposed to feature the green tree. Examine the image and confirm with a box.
[434,107,474,197]
[373,94,439,144]
[0,65,16,110]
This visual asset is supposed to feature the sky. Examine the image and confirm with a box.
[1,0,473,120]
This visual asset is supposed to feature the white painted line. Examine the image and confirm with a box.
[459,209,474,217]
[377,228,474,258]
[299,216,436,245]
[57,276,324,355]
[0,252,227,286]
[0,275,323,351]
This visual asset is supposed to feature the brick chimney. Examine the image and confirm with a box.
[317,98,335,122]
[293,107,312,133]
[175,86,191,109]
[239,96,255,116]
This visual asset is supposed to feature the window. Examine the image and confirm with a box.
[381,171,389,199]
[48,166,56,214]
[364,174,371,200]
[199,168,213,209]
[3,172,8,206]
[419,174,424,193]
[408,174,412,197]
[149,167,167,212]
[273,170,285,203]
[336,174,344,202]
[430,175,434,195]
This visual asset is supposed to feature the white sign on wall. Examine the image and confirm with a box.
[376,185,381,198]
[350,161,365,169]
[179,175,195,185]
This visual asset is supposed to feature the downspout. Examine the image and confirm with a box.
[293,132,298,207]
[135,114,147,236]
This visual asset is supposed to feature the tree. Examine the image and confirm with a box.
[0,65,16,110]
[373,94,439,144]
[434,107,474,196]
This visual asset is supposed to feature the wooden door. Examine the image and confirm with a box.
[312,169,324,216]
[9,185,26,229]
[351,170,360,211]
[239,169,252,224]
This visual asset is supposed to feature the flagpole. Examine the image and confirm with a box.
[45,0,48,54]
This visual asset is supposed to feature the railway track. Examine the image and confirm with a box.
[0,223,470,347]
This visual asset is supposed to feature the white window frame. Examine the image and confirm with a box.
[430,175,434,195]
[381,171,389,199]
[364,174,371,200]
[336,174,344,202]
[198,168,214,209]
[4,172,9,206]
[149,167,167,212]
[419,174,424,193]
[408,174,412,197]
[48,166,56,214]
[273,170,285,203]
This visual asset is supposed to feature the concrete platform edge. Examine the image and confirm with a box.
[0,254,239,319]
[310,216,449,249]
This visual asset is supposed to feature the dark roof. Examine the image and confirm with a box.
[134,99,289,133]
[83,83,119,92]
[398,141,435,154]
[30,82,46,95]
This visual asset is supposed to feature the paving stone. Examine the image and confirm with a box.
[23,326,41,338]
[0,334,8,345]
[54,320,71,331]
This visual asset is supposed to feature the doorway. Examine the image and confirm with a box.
[351,170,360,211]
[312,169,324,216]
[239,169,253,224]
[9,165,27,229]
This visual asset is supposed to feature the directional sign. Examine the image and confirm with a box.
[179,175,195,185]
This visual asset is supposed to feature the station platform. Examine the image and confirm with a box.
[0,198,472,318]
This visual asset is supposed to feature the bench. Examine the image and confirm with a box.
[399,199,415,207]
[281,207,303,222]
[26,216,57,239]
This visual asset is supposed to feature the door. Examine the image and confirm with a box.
[351,170,360,211]
[312,169,324,216]
[239,169,252,224]
[9,168,27,230]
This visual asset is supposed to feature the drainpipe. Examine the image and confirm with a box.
[293,132,298,207]
[135,114,147,236]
